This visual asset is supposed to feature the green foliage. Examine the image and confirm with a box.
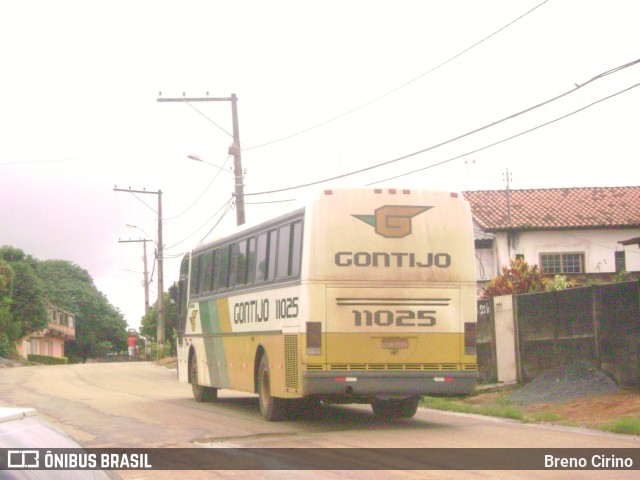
[140,286,178,357]
[600,417,640,435]
[0,247,47,344]
[0,259,15,357]
[0,258,14,302]
[27,354,68,365]
[546,275,574,292]
[420,396,526,421]
[37,259,128,363]
[0,247,130,363]
[483,258,548,298]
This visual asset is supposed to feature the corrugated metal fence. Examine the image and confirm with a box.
[477,280,640,387]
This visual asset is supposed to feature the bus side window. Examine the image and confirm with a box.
[266,230,276,282]
[191,255,202,294]
[255,230,276,283]
[229,242,240,286]
[234,239,249,286]
[198,251,211,294]
[276,224,291,279]
[216,245,231,289]
[276,221,303,279]
[210,249,218,291]
[291,221,303,277]
[246,236,257,285]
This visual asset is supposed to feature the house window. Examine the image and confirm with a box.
[474,239,493,249]
[615,251,626,273]
[540,253,585,274]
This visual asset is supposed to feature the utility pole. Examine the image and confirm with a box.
[114,187,165,357]
[157,93,245,225]
[156,189,164,357]
[118,238,151,315]
[503,168,513,258]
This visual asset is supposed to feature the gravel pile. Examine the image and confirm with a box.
[508,360,620,405]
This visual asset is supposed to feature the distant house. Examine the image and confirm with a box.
[463,186,640,284]
[16,305,76,360]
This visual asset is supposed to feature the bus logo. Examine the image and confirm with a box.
[353,205,432,238]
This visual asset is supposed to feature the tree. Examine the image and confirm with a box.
[140,284,178,356]
[483,258,548,298]
[0,259,15,357]
[0,247,47,344]
[37,259,128,362]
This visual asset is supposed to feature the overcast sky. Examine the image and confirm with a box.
[1,0,639,331]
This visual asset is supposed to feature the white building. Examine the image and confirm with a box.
[463,187,640,284]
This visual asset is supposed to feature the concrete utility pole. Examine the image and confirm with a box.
[118,238,151,315]
[157,93,246,226]
[503,168,513,258]
[114,187,165,357]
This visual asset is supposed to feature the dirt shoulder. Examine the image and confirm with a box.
[456,388,640,431]
[525,390,640,427]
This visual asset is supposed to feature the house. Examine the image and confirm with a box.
[463,186,640,284]
[16,305,76,360]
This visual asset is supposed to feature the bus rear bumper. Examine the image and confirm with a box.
[302,370,477,397]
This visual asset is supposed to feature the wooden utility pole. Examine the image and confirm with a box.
[114,187,164,356]
[157,93,245,225]
[118,238,151,315]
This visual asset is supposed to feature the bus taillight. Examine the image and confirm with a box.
[306,322,322,356]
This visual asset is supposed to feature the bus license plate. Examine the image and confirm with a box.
[381,338,409,349]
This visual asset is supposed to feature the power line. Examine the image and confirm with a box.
[199,199,235,243]
[184,101,233,138]
[243,58,640,197]
[130,192,158,214]
[245,198,296,205]
[164,155,232,221]
[164,196,234,251]
[242,0,552,152]
[366,81,640,185]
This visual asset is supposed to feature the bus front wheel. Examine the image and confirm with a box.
[190,352,218,402]
[258,354,289,421]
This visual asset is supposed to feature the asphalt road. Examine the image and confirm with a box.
[0,362,638,480]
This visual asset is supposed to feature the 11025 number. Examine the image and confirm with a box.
[352,309,436,327]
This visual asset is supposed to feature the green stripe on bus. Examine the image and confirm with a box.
[200,300,230,387]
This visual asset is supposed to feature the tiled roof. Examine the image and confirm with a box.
[463,186,640,231]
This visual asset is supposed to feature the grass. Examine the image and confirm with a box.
[421,392,640,436]
[599,417,640,435]
[527,411,563,423]
[420,395,526,421]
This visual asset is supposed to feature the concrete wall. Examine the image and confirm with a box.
[480,227,640,275]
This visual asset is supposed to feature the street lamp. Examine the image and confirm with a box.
[187,154,233,174]
[187,151,245,226]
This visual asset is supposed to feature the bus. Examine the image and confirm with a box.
[175,188,478,421]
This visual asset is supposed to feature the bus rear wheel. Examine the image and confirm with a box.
[190,353,218,402]
[371,396,419,418]
[258,354,289,421]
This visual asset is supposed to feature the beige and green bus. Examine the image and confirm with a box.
[176,188,478,421]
